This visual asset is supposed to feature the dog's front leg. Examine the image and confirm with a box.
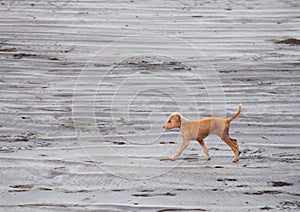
[170,138,190,161]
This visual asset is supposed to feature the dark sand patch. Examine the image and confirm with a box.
[9,185,33,189]
[113,141,126,145]
[260,206,273,210]
[13,53,37,59]
[157,209,207,212]
[132,192,176,197]
[273,38,300,45]
[37,187,53,191]
[244,190,283,195]
[271,181,293,187]
[217,178,238,182]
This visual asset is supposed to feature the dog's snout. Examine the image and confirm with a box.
[163,125,165,129]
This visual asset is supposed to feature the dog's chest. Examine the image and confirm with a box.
[181,122,200,139]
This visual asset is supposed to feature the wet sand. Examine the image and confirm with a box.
[0,0,299,211]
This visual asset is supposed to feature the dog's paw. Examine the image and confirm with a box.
[169,157,176,161]
[232,158,239,163]
[204,157,211,161]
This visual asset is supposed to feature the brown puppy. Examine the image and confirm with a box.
[163,104,242,163]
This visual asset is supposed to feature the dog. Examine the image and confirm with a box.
[163,104,242,163]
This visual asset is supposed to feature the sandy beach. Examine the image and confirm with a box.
[0,0,299,211]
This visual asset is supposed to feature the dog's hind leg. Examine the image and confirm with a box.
[230,137,241,156]
[221,133,240,163]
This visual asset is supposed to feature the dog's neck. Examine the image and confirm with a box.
[179,114,189,129]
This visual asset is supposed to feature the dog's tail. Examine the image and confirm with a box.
[226,104,242,123]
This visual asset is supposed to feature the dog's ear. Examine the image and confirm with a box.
[175,114,181,128]
[175,114,181,123]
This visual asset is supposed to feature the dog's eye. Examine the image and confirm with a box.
[168,120,171,123]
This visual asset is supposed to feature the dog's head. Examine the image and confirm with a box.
[163,112,181,130]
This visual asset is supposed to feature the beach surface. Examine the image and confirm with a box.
[0,0,299,211]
